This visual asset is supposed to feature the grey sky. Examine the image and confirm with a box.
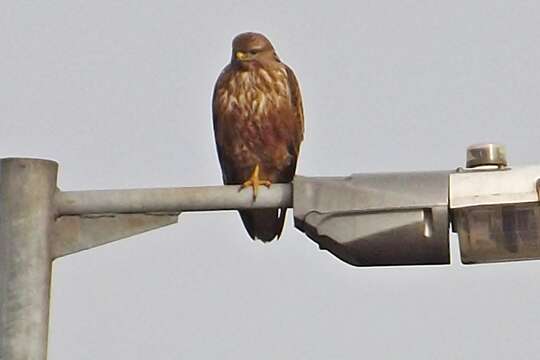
[2,1,540,359]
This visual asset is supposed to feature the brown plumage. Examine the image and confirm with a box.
[212,32,304,241]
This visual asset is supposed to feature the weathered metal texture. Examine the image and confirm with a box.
[55,183,292,215]
[0,158,58,360]
[293,172,451,266]
[51,213,179,258]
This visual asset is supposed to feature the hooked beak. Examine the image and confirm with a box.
[235,51,249,61]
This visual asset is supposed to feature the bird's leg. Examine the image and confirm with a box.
[240,164,272,201]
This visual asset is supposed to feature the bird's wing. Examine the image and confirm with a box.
[212,65,234,184]
[284,65,304,154]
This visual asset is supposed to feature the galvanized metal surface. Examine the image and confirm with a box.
[0,158,58,360]
[293,172,451,266]
[56,183,292,215]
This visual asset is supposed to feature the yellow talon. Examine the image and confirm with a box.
[240,164,272,200]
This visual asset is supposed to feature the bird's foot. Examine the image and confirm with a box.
[240,164,271,201]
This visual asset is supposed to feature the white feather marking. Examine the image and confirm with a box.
[258,95,267,115]
[222,66,290,119]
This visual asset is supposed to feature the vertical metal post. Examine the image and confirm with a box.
[0,158,58,360]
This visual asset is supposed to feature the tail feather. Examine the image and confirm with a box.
[239,208,287,242]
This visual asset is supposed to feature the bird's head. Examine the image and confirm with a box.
[231,32,280,68]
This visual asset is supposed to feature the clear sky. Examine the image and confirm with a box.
[2,1,540,359]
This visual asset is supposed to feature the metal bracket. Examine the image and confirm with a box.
[51,213,179,259]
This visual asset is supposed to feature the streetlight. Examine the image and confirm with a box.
[1,143,538,359]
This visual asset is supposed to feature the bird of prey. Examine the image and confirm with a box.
[212,32,304,241]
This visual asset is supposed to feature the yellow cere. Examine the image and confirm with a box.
[236,51,248,60]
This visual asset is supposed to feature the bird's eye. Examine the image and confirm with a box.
[249,50,259,55]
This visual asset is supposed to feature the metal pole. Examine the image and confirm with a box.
[0,158,291,360]
[56,183,292,215]
[0,158,58,360]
